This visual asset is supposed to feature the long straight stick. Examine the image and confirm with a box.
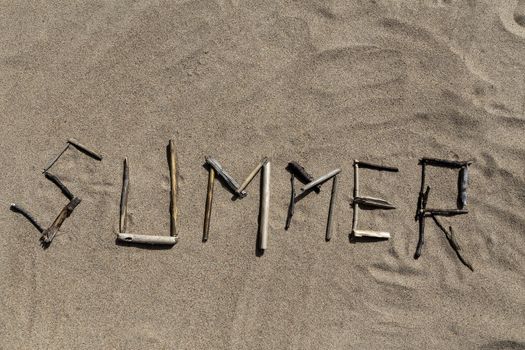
[203,168,215,242]
[301,168,341,192]
[260,161,270,250]
[325,175,338,241]
[169,140,177,237]
[351,162,359,233]
[119,158,129,233]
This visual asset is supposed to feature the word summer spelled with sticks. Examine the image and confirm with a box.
[8,138,474,270]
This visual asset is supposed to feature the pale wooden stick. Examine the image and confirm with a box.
[119,158,129,233]
[353,196,395,210]
[67,138,103,161]
[259,161,270,250]
[41,197,81,244]
[301,168,341,192]
[117,233,177,245]
[236,157,268,196]
[203,167,215,242]
[353,229,390,239]
[325,175,338,241]
[169,140,177,237]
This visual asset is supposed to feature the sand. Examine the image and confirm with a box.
[1,0,524,348]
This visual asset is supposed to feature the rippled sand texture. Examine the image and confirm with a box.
[1,0,524,349]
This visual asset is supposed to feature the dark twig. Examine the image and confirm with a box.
[431,215,474,271]
[355,161,399,172]
[286,162,320,193]
[10,203,44,233]
[285,174,295,230]
[44,172,74,200]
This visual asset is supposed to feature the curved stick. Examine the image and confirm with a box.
[10,203,44,233]
[45,172,74,200]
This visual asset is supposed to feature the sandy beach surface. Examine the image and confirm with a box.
[1,0,524,348]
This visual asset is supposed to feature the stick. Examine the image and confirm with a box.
[259,161,270,250]
[285,174,295,231]
[10,203,44,233]
[117,233,177,245]
[431,216,474,271]
[414,183,430,259]
[119,158,129,233]
[353,230,390,239]
[43,143,70,173]
[353,196,395,210]
[203,167,215,242]
[44,172,74,200]
[419,158,473,169]
[301,168,341,192]
[325,175,338,241]
[424,209,468,216]
[168,140,177,237]
[40,197,81,244]
[351,162,359,234]
[457,166,468,209]
[67,138,103,161]
[355,161,399,172]
[205,157,246,196]
[286,162,320,193]
[236,157,268,196]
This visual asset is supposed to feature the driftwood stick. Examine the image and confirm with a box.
[285,174,295,231]
[286,162,320,193]
[43,143,70,173]
[351,162,359,234]
[41,197,81,244]
[168,140,177,237]
[259,161,270,250]
[44,172,74,200]
[205,157,246,196]
[301,168,341,192]
[119,158,129,233]
[414,185,430,259]
[457,166,468,209]
[424,209,468,216]
[117,233,177,245]
[203,167,215,242]
[353,230,390,239]
[10,203,44,233]
[431,216,474,271]
[353,196,395,210]
[236,157,268,196]
[325,175,338,241]
[67,138,103,161]
[355,161,399,172]
[419,158,473,169]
